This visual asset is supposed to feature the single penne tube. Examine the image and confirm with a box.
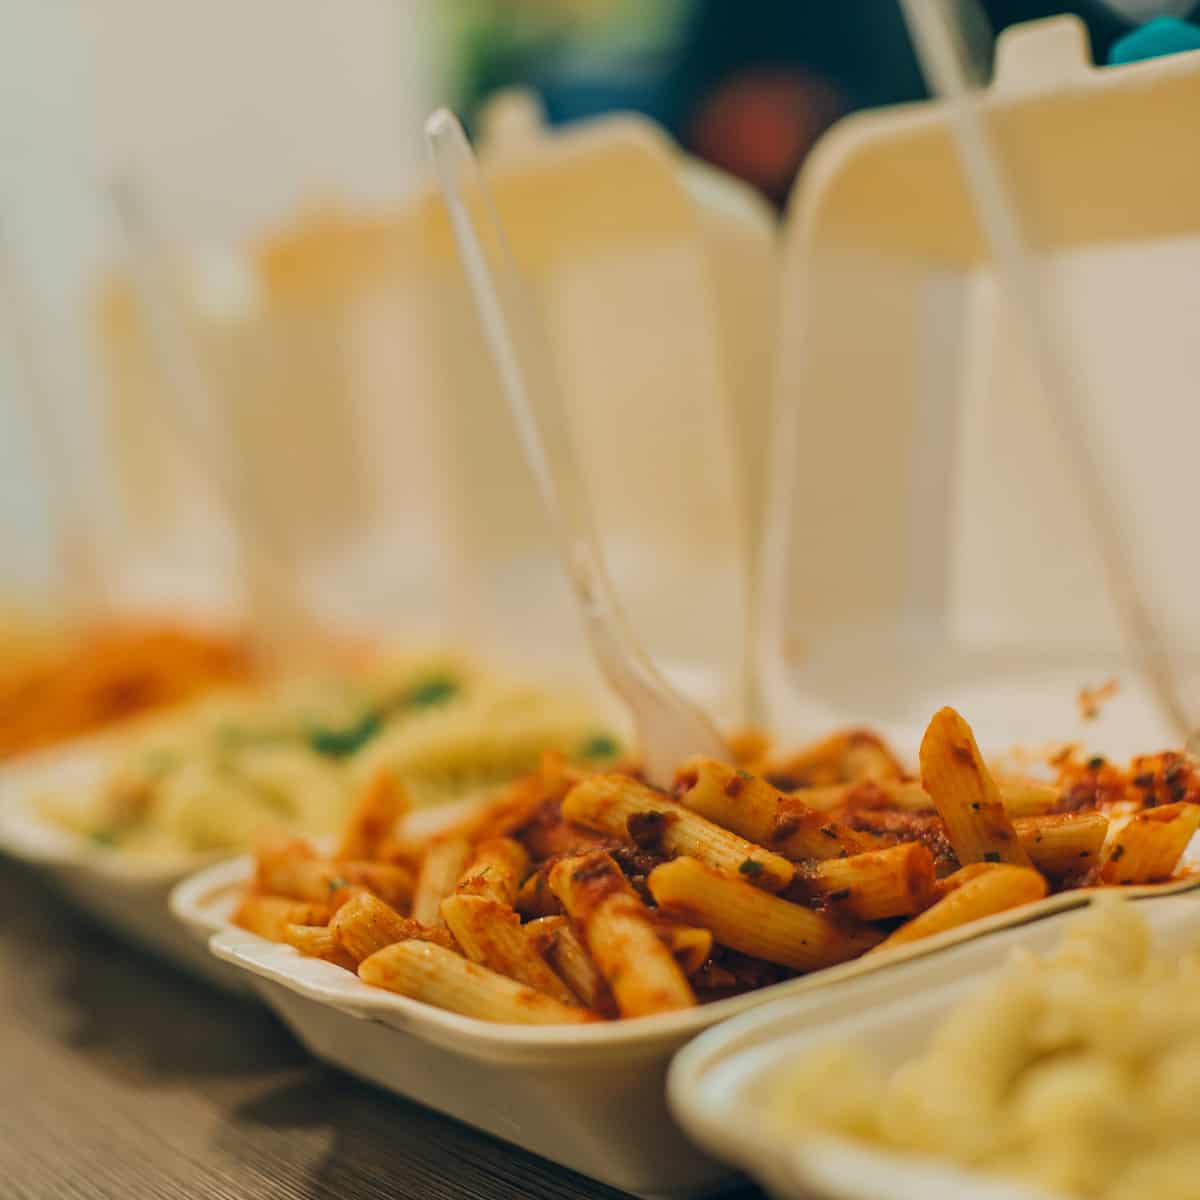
[522,913,567,955]
[256,850,414,909]
[563,776,794,891]
[769,729,904,786]
[454,836,529,907]
[919,707,1031,867]
[791,778,1051,817]
[647,856,883,971]
[434,753,572,844]
[646,913,714,975]
[1099,802,1200,884]
[514,866,563,918]
[788,780,932,813]
[330,891,455,963]
[359,940,596,1024]
[549,852,696,1017]
[411,836,472,926]
[1015,812,1108,878]
[873,864,1048,952]
[232,894,332,942]
[282,923,356,968]
[440,893,579,1006]
[335,768,408,861]
[673,759,879,861]
[931,860,1005,899]
[525,916,615,1014]
[800,842,936,921]
[995,779,1061,818]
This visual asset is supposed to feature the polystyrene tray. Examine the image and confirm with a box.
[0,738,245,989]
[171,843,1197,1198]
[668,894,1200,1200]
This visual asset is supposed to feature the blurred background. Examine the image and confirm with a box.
[1,0,1190,648]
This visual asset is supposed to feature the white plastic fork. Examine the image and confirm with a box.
[900,0,1195,747]
[425,108,728,785]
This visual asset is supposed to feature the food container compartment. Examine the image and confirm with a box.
[760,15,1200,757]
[0,740,244,991]
[668,894,1200,1200]
[177,835,1199,1199]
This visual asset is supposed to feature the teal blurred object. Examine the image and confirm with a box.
[1108,15,1200,61]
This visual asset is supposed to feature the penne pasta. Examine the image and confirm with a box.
[1015,811,1108,878]
[255,849,414,909]
[282,923,356,969]
[335,769,407,861]
[564,772,796,888]
[800,842,936,921]
[359,940,596,1025]
[411,836,472,927]
[769,729,905,786]
[674,759,879,861]
[563,775,794,890]
[440,893,578,1006]
[525,916,616,1014]
[995,779,1060,818]
[647,856,884,972]
[873,863,1047,952]
[919,707,1031,867]
[646,913,714,976]
[513,865,563,918]
[232,894,332,941]
[454,836,529,907]
[549,852,696,1017]
[1099,802,1200,884]
[330,890,454,963]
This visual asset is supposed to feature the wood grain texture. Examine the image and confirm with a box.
[0,864,762,1199]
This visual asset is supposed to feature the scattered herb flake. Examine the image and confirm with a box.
[327,877,348,892]
[984,851,1001,863]
[580,733,619,761]
[404,675,460,710]
[89,829,117,847]
[308,712,383,759]
[1111,844,1126,862]
[738,858,764,878]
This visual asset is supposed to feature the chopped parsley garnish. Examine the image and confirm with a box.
[983,851,1001,863]
[308,712,383,759]
[580,733,620,761]
[327,877,348,892]
[403,675,460,710]
[738,858,764,877]
[88,829,118,847]
[308,674,460,759]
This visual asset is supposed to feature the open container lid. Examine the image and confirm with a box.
[95,100,776,727]
[761,15,1200,758]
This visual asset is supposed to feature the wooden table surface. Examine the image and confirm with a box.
[0,863,765,1200]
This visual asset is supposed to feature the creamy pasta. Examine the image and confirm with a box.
[39,652,618,857]
[769,897,1200,1199]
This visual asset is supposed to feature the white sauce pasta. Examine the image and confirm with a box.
[769,898,1200,1200]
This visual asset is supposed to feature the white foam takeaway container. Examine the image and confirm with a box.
[758,15,1200,760]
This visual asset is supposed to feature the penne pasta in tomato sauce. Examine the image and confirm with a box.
[231,707,1200,1023]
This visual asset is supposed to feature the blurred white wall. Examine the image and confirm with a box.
[0,0,443,605]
